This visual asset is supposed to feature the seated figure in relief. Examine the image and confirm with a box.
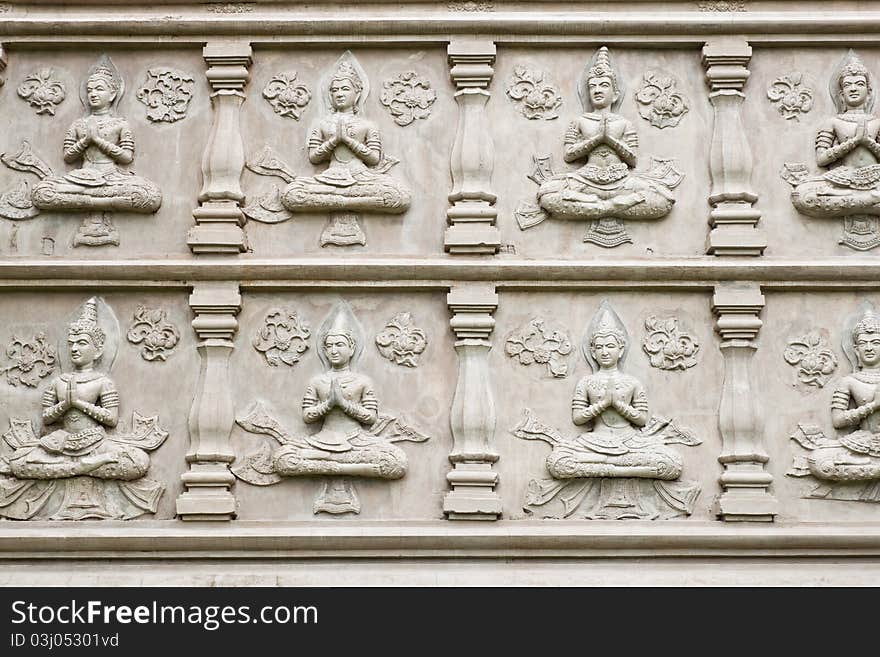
[271,326,409,479]
[544,310,684,481]
[536,47,677,232]
[512,301,701,519]
[788,53,880,222]
[2,299,153,482]
[280,55,411,215]
[31,56,161,215]
[791,308,880,485]
[233,302,429,511]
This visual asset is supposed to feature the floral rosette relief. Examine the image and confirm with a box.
[262,72,312,120]
[252,308,311,367]
[379,72,436,127]
[1,332,57,387]
[784,332,838,387]
[135,67,195,123]
[506,66,562,120]
[634,71,689,129]
[375,312,428,367]
[17,69,66,115]
[126,306,181,362]
[767,73,814,121]
[642,316,700,371]
[506,318,573,378]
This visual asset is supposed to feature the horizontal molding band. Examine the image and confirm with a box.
[0,258,878,289]
[1,521,880,559]
[3,11,880,42]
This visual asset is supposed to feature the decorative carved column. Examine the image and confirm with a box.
[187,41,252,254]
[443,284,502,519]
[711,283,778,522]
[176,282,242,521]
[0,44,7,87]
[445,40,500,255]
[703,39,767,257]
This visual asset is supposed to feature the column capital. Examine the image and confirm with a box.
[702,38,752,93]
[448,284,498,341]
[448,40,496,89]
[203,41,253,91]
[712,283,764,342]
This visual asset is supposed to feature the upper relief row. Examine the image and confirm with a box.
[0,44,877,259]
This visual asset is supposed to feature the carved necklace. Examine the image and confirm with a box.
[838,110,875,123]
[854,369,880,384]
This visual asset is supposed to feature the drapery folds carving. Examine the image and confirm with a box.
[703,40,767,256]
[187,42,252,254]
[712,284,778,521]
[445,41,500,254]
[443,285,502,519]
[176,282,242,520]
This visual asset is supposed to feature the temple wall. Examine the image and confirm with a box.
[1,1,880,584]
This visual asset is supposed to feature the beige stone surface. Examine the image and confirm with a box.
[1,0,880,582]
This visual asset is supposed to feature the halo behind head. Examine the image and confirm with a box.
[830,49,874,113]
[842,301,879,371]
[582,299,629,372]
[79,54,125,110]
[62,297,120,372]
[317,300,364,368]
[320,51,370,115]
[578,46,625,112]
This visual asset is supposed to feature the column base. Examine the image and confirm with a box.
[188,202,247,254]
[707,226,767,256]
[444,463,502,520]
[176,463,237,521]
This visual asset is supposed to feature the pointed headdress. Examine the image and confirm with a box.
[68,297,106,349]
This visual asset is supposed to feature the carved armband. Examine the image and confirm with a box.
[564,124,596,161]
[815,130,835,150]
[302,387,332,422]
[833,388,876,424]
[572,397,603,423]
[831,388,851,410]
[307,129,335,161]
[100,389,120,409]
[63,133,89,161]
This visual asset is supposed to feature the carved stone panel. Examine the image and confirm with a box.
[244,51,411,249]
[0,298,172,520]
[512,47,684,249]
[510,300,703,519]
[778,51,880,251]
[232,301,432,515]
[786,304,880,503]
[229,292,455,520]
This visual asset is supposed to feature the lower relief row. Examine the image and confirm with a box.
[0,288,876,523]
